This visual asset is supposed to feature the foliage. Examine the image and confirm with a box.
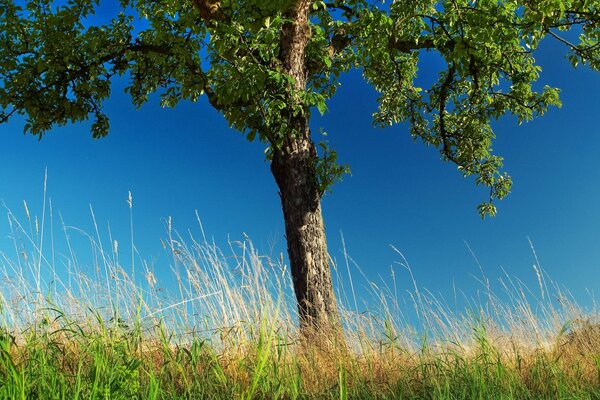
[315,137,350,196]
[1,0,599,211]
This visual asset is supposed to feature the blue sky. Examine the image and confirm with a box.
[1,27,599,314]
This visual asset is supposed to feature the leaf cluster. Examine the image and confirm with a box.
[351,0,596,216]
[1,0,599,212]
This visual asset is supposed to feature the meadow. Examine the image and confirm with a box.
[0,200,599,399]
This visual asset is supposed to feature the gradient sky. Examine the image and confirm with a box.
[1,25,599,314]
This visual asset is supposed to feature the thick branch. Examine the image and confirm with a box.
[190,0,224,22]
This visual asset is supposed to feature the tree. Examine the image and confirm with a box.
[1,0,599,338]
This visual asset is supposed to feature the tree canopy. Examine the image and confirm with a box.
[2,0,599,214]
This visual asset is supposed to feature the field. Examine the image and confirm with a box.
[0,203,599,399]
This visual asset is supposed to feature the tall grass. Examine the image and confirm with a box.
[0,198,599,399]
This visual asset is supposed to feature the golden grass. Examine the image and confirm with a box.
[0,199,598,398]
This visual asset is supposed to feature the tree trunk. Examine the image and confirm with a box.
[272,0,343,340]
[271,132,342,337]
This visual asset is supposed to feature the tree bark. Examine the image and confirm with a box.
[271,128,342,337]
[272,0,343,339]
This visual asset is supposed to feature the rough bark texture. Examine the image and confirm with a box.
[271,134,341,335]
[271,0,342,337]
[190,0,223,21]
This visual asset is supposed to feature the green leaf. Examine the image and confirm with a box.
[316,98,327,115]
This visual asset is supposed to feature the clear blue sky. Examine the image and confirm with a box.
[1,30,599,313]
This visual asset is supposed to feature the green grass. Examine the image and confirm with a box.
[1,316,599,399]
[0,200,599,399]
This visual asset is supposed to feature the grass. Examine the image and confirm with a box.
[0,198,599,399]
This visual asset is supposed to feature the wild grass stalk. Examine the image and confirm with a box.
[0,200,598,399]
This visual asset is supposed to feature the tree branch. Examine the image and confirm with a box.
[0,108,17,124]
[190,0,224,23]
[438,64,461,165]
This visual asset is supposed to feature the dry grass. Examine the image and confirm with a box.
[0,199,599,399]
